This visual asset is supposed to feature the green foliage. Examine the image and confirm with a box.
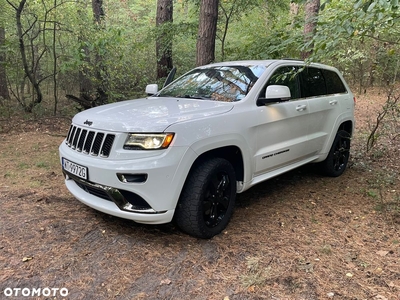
[2,0,400,114]
[222,0,303,60]
[311,0,400,88]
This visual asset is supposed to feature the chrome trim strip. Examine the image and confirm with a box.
[64,171,159,214]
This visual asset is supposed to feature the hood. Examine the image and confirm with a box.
[72,97,234,132]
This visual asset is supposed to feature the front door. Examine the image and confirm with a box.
[253,66,313,176]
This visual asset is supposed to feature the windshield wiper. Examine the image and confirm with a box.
[181,95,209,100]
[156,94,210,100]
[155,93,172,97]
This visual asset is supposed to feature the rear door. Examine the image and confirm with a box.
[302,67,348,153]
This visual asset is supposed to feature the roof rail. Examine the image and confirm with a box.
[281,58,304,61]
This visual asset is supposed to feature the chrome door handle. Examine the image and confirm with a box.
[329,100,338,105]
[296,105,307,111]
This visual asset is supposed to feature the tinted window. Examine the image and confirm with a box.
[300,67,326,97]
[266,66,300,99]
[321,69,347,94]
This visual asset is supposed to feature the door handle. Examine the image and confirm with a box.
[296,104,307,111]
[329,100,338,105]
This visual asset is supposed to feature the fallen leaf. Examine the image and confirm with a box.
[327,292,335,298]
[346,272,353,277]
[376,250,389,256]
[22,256,33,262]
[160,279,171,285]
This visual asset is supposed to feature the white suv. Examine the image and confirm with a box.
[59,60,355,238]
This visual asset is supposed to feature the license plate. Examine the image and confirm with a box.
[62,158,88,180]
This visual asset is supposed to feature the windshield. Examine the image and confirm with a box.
[157,65,267,102]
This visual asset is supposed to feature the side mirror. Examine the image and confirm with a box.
[145,84,158,96]
[266,85,291,99]
[257,85,291,106]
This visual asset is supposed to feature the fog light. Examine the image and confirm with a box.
[117,173,148,183]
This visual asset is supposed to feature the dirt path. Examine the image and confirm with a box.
[0,91,399,299]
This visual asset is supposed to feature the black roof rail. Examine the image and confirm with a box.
[280,58,304,61]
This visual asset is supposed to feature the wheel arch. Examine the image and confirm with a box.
[190,145,244,183]
[338,120,354,136]
[174,156,238,238]
[316,119,354,163]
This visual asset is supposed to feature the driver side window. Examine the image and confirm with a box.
[265,66,301,100]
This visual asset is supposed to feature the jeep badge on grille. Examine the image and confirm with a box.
[84,120,93,126]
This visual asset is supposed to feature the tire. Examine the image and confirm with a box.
[319,130,351,177]
[174,158,236,239]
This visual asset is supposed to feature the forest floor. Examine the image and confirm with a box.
[0,89,399,300]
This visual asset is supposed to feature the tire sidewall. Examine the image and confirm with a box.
[321,130,351,177]
[175,158,236,238]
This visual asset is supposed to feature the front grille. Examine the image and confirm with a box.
[66,125,115,158]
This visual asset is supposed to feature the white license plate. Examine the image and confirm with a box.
[62,158,88,180]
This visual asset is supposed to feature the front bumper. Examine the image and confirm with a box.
[59,141,195,224]
[64,175,175,224]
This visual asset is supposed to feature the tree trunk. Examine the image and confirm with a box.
[69,0,107,109]
[196,0,219,66]
[0,26,9,100]
[156,0,173,79]
[91,0,107,105]
[15,0,43,112]
[301,0,320,60]
[219,4,231,62]
[78,33,94,108]
[92,0,104,24]
[52,0,58,115]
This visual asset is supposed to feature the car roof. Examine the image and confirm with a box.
[200,59,302,67]
[199,59,338,72]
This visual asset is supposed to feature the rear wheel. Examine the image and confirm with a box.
[174,158,236,239]
[319,130,351,177]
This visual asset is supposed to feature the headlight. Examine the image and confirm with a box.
[124,133,174,150]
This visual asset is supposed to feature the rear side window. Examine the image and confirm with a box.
[300,67,347,98]
[321,69,347,94]
[300,67,326,97]
[262,65,348,102]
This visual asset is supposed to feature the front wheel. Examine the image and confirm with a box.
[319,130,351,177]
[174,158,236,239]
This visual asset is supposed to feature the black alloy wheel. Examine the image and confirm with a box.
[203,171,231,228]
[174,158,236,238]
[320,130,351,177]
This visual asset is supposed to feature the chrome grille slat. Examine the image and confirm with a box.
[65,125,115,158]
[67,126,76,146]
[83,131,95,154]
[101,135,115,157]
[77,130,87,151]
[91,133,104,155]
[72,128,81,149]
[66,125,73,143]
